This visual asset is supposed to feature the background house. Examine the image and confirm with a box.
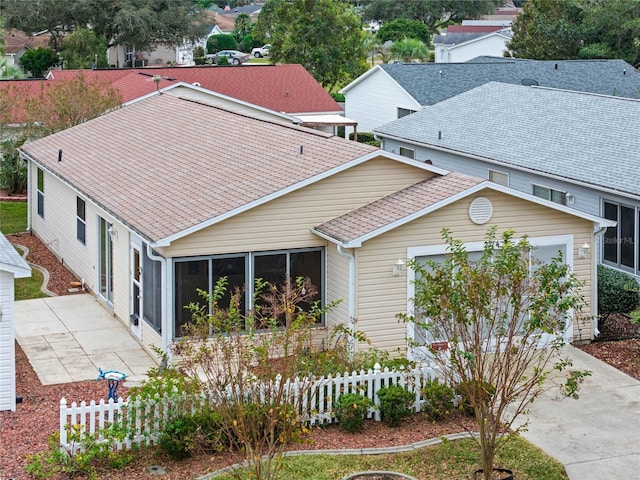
[341,58,640,134]
[0,233,31,411]
[19,92,611,362]
[374,81,639,282]
[433,28,512,63]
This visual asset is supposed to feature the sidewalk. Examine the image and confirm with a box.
[14,294,157,386]
[513,345,640,479]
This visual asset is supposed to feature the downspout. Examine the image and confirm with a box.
[592,224,609,339]
[20,152,32,232]
[146,243,171,361]
[337,245,356,354]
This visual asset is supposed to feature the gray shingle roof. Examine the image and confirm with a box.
[0,233,30,274]
[374,82,640,198]
[20,94,378,244]
[378,58,640,105]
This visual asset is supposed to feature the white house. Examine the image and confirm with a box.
[0,233,31,412]
[433,29,512,63]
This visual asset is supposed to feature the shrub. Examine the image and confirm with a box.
[331,92,345,102]
[216,56,229,66]
[206,34,238,54]
[190,409,230,453]
[193,45,205,58]
[194,57,205,65]
[159,415,197,460]
[455,380,495,418]
[422,379,455,421]
[349,131,381,147]
[376,384,415,426]
[334,393,371,432]
[598,264,640,317]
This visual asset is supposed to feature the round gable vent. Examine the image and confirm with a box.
[469,197,493,224]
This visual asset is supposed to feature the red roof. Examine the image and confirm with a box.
[47,64,341,114]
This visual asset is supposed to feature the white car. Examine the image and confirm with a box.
[251,44,271,58]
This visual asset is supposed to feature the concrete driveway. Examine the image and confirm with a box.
[513,345,640,479]
[14,294,157,386]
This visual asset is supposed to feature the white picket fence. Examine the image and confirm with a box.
[60,362,443,452]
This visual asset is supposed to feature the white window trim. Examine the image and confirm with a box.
[405,234,574,361]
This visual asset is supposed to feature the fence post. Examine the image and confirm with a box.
[373,363,382,421]
[59,398,68,450]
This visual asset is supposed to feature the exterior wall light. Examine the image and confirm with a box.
[393,257,405,277]
[578,242,591,259]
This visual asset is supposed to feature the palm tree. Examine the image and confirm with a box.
[389,37,429,63]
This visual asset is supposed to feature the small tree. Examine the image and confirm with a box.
[389,37,429,63]
[20,47,59,77]
[0,137,28,195]
[398,227,590,480]
[172,276,326,480]
[22,73,122,136]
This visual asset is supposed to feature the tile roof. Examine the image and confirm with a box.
[374,82,640,198]
[20,94,378,244]
[47,64,341,114]
[313,172,483,246]
[370,58,640,104]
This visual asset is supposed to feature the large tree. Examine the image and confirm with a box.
[508,0,640,65]
[399,227,590,480]
[508,0,586,60]
[0,0,209,54]
[259,0,368,90]
[376,18,431,44]
[361,0,500,33]
[61,28,109,69]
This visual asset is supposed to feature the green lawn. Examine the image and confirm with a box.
[15,264,48,300]
[215,436,567,480]
[0,201,28,234]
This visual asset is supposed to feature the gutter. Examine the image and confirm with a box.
[591,224,609,339]
[336,245,356,354]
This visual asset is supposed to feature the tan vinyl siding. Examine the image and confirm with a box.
[163,157,434,257]
[356,190,596,351]
[325,245,350,328]
[140,322,162,358]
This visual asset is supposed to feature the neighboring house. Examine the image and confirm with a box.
[176,25,224,65]
[19,92,612,364]
[433,29,512,63]
[341,58,640,134]
[1,29,52,72]
[0,233,31,412]
[374,81,639,283]
[45,65,355,136]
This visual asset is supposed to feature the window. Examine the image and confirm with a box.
[488,169,509,187]
[76,198,86,245]
[399,147,415,159]
[532,184,567,205]
[603,201,636,272]
[37,168,44,218]
[173,248,324,337]
[397,107,417,119]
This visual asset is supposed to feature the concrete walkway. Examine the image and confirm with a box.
[513,345,640,479]
[14,294,157,386]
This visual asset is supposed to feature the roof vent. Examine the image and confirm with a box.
[469,197,493,225]
[521,78,539,86]
[192,82,201,87]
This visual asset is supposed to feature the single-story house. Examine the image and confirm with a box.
[373,81,640,281]
[19,92,613,363]
[433,28,512,63]
[341,57,640,134]
[0,233,31,411]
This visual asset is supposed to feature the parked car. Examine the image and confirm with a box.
[251,44,271,58]
[206,50,250,65]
